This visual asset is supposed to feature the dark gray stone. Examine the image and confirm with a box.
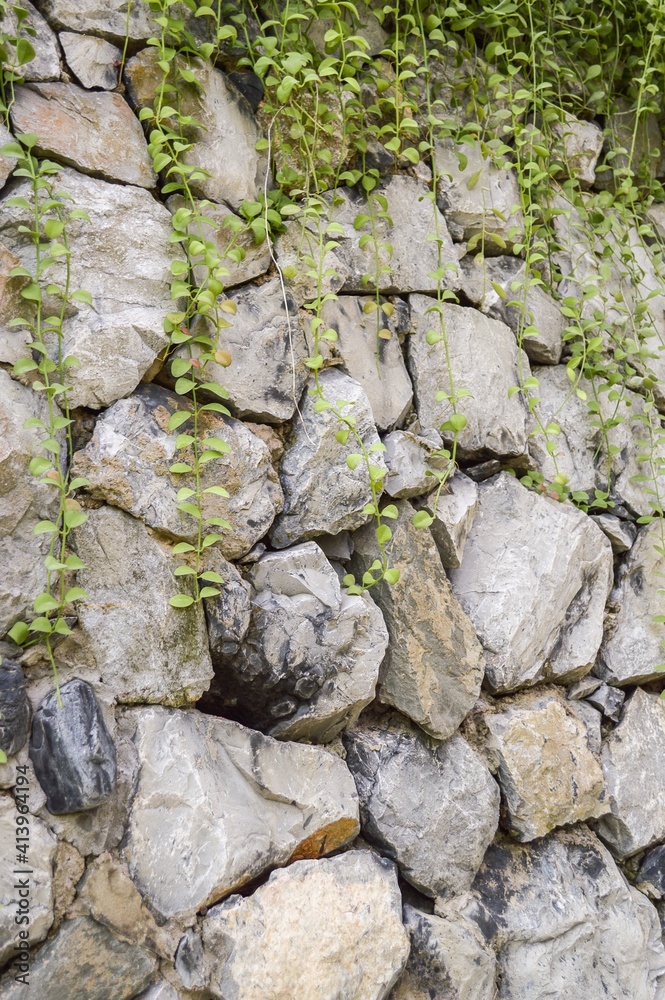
[203,550,251,659]
[175,928,206,990]
[0,660,31,757]
[464,459,502,482]
[587,683,625,723]
[636,846,665,900]
[30,679,117,815]
[567,676,603,701]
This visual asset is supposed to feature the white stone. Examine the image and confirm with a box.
[383,429,443,499]
[59,32,120,89]
[551,114,605,188]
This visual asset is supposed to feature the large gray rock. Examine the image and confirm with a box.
[595,522,665,686]
[59,32,121,89]
[408,299,532,461]
[201,851,409,1000]
[32,0,154,43]
[122,706,360,921]
[203,542,388,743]
[470,827,665,1000]
[2,1,61,81]
[0,168,177,409]
[344,714,500,898]
[11,84,155,188]
[0,659,30,757]
[125,48,268,210]
[30,679,117,814]
[417,471,478,569]
[551,113,604,188]
[351,501,484,741]
[383,428,444,500]
[71,383,283,561]
[593,688,665,859]
[269,369,385,548]
[449,474,613,693]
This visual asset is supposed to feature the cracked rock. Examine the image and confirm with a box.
[59,32,121,89]
[383,428,444,499]
[416,471,478,569]
[0,659,30,758]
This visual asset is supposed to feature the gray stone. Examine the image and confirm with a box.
[479,688,608,842]
[596,98,662,190]
[203,542,388,743]
[636,846,665,900]
[135,984,182,1000]
[71,383,283,561]
[586,683,625,723]
[391,901,497,1000]
[449,473,613,693]
[122,706,359,921]
[351,501,484,741]
[593,688,665,859]
[596,523,665,686]
[175,929,206,990]
[567,676,602,700]
[470,827,665,1000]
[434,140,524,253]
[201,851,409,1000]
[417,471,478,569]
[408,298,532,461]
[0,660,30,757]
[320,296,413,431]
[383,429,444,499]
[0,168,177,409]
[592,513,638,554]
[59,32,120,89]
[464,459,502,482]
[11,83,155,187]
[2,1,60,81]
[203,550,251,660]
[125,48,268,210]
[270,369,384,548]
[30,679,116,815]
[32,0,154,43]
[344,714,500,898]
[0,123,17,192]
[551,114,605,187]
[567,699,603,756]
[647,203,665,241]
[0,916,158,1000]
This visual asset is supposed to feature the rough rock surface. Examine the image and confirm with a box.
[11,83,155,188]
[471,827,665,1000]
[201,851,409,1000]
[417,471,478,569]
[203,549,252,660]
[2,1,61,81]
[32,0,155,43]
[351,501,484,740]
[122,706,359,920]
[586,682,625,723]
[59,31,121,89]
[592,512,637,554]
[636,846,665,900]
[552,113,605,187]
[203,542,388,742]
[344,714,500,897]
[383,428,443,499]
[592,688,665,859]
[0,659,30,757]
[72,383,283,560]
[270,369,385,548]
[30,679,117,815]
[449,473,613,693]
[408,298,532,460]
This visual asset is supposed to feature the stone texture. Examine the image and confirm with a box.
[471,827,665,1000]
[59,32,121,89]
[321,296,413,431]
[0,168,177,409]
[479,688,608,841]
[383,428,444,499]
[344,714,500,898]
[202,542,388,743]
[30,679,117,815]
[551,114,604,188]
[11,84,155,187]
[52,840,85,927]
[408,298,531,461]
[71,383,283,561]
[449,473,613,693]
[0,659,30,757]
[0,793,56,966]
[592,688,665,859]
[32,0,155,43]
[2,1,60,81]
[270,369,384,548]
[586,683,625,723]
[203,549,251,660]
[201,851,409,1000]
[0,124,17,192]
[417,471,478,569]
[351,501,484,741]
[596,522,665,686]
[567,699,603,756]
[636,846,665,900]
[592,512,637,554]
[122,706,359,920]
[125,48,268,210]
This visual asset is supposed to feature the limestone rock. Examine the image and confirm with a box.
[59,32,121,89]
[203,542,388,743]
[52,840,85,927]
[591,512,637,554]
[470,827,665,1000]
[434,140,524,253]
[479,688,608,841]
[551,114,604,188]
[175,929,205,990]
[593,688,665,859]
[125,48,268,209]
[408,299,532,461]
[0,168,177,409]
[2,1,60,82]
[201,851,409,1000]
[344,714,500,898]
[122,706,360,920]
[32,0,154,43]
[11,84,155,187]
[586,683,625,723]
[30,679,116,815]
[567,699,603,756]
[0,793,55,966]
[351,501,484,740]
[71,384,283,561]
[383,428,445,500]
[567,676,602,700]
[596,523,665,686]
[0,916,158,1000]
[270,369,384,548]
[417,471,478,569]
[0,660,30,757]
[449,473,613,693]
[391,900,497,1000]
[320,296,413,431]
[636,846,665,900]
[203,549,251,660]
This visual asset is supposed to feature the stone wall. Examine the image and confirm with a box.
[0,3,665,999]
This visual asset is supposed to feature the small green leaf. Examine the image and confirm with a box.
[169,594,194,608]
[8,621,30,645]
[413,510,434,529]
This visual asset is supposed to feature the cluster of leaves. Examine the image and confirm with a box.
[0,1,35,120]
